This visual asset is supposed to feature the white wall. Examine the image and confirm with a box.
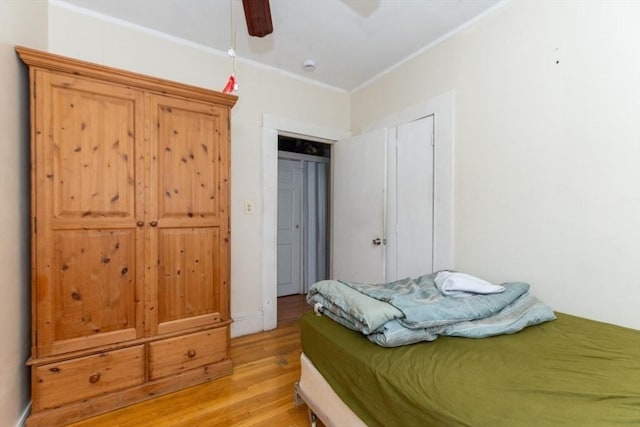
[352,0,640,329]
[0,2,48,426]
[5,1,635,424]
[47,1,350,337]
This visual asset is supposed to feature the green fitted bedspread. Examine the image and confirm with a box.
[301,311,640,427]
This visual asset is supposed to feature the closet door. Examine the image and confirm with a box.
[33,71,145,357]
[146,94,230,336]
[277,158,303,297]
[331,128,387,284]
[331,118,435,285]
[393,116,434,279]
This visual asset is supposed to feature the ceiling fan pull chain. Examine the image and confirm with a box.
[223,0,239,94]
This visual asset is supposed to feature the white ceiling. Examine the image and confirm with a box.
[57,0,501,91]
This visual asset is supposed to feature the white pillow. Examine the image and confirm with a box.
[434,271,505,297]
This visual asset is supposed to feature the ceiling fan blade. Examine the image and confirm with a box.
[242,0,273,37]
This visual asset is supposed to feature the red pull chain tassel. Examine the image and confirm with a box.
[222,74,236,94]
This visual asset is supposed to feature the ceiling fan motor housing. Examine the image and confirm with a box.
[242,0,273,37]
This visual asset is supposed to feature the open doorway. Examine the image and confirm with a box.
[259,94,452,334]
[277,136,330,299]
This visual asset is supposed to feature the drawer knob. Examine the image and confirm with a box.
[88,372,101,384]
[187,349,196,358]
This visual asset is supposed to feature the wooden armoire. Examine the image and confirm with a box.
[17,47,237,426]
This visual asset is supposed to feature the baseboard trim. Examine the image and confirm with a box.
[230,311,263,338]
[17,402,31,427]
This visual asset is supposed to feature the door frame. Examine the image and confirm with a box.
[261,116,349,330]
[260,91,453,330]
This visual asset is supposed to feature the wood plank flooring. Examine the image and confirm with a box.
[67,295,316,427]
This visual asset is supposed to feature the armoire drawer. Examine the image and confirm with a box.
[33,345,145,411]
[148,327,228,380]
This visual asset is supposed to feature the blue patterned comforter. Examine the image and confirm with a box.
[306,272,556,347]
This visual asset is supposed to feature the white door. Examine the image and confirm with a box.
[394,116,434,279]
[331,129,387,284]
[277,159,303,296]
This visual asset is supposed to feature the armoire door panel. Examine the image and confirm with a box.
[151,97,225,221]
[155,227,222,331]
[146,93,231,335]
[40,229,142,356]
[45,73,142,225]
[34,71,146,358]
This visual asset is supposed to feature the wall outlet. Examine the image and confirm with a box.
[244,200,255,215]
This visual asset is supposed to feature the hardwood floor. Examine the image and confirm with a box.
[67,295,315,427]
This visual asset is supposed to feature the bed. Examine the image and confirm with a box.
[295,276,640,426]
